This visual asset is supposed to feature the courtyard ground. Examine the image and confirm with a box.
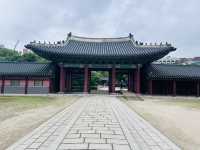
[7,95,179,150]
[0,95,78,150]
[123,95,200,150]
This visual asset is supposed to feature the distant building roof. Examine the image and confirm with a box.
[0,44,5,49]
[193,57,200,61]
[146,64,200,80]
[154,56,179,64]
[0,62,53,76]
[25,33,176,64]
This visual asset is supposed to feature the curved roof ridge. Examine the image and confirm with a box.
[70,35,131,42]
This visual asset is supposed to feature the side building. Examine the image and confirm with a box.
[0,62,54,94]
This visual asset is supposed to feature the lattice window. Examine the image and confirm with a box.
[34,80,43,87]
[10,80,20,86]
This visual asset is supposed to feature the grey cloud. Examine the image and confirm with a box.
[0,0,199,57]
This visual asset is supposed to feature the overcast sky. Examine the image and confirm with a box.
[0,0,200,57]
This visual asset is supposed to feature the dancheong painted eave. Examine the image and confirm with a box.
[25,33,176,64]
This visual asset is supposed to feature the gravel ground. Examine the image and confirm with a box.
[123,96,200,150]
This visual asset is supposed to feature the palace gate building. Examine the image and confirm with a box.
[0,33,200,96]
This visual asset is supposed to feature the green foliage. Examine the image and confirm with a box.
[0,48,48,62]
[0,48,21,61]
[90,71,108,89]
[20,53,48,62]
[117,73,127,82]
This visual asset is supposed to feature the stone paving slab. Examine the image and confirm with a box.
[6,96,181,150]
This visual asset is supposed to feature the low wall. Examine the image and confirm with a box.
[4,86,25,94]
[0,78,51,94]
[27,87,49,94]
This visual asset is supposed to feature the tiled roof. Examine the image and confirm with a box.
[0,62,53,76]
[146,64,200,80]
[25,33,176,64]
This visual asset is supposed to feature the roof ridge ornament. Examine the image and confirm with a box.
[129,33,133,39]
[26,33,175,51]
[68,32,72,37]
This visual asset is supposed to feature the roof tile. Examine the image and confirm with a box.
[0,62,53,76]
[25,35,176,64]
[146,64,200,80]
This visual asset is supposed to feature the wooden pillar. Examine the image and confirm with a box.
[49,78,52,93]
[59,64,65,93]
[69,71,71,92]
[88,70,91,93]
[65,71,68,92]
[130,72,134,92]
[65,70,70,92]
[148,80,153,95]
[173,80,176,96]
[109,70,112,93]
[128,72,131,92]
[1,77,5,94]
[134,65,140,94]
[84,65,89,93]
[111,66,116,93]
[197,81,199,97]
[25,77,28,94]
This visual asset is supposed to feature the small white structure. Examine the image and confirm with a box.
[153,56,179,64]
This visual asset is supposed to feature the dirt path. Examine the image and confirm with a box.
[123,97,200,150]
[0,96,78,150]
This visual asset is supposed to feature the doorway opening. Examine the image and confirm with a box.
[116,71,128,93]
[90,71,109,94]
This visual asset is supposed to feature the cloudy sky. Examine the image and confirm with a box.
[0,0,200,57]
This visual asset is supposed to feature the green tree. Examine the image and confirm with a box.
[90,71,108,89]
[0,48,21,61]
[20,53,48,62]
[0,48,48,62]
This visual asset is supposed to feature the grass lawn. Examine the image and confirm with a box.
[122,96,200,150]
[0,96,78,121]
[0,95,79,149]
[0,96,53,111]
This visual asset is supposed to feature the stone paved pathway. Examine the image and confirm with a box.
[7,96,181,150]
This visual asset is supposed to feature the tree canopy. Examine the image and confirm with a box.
[0,48,48,62]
